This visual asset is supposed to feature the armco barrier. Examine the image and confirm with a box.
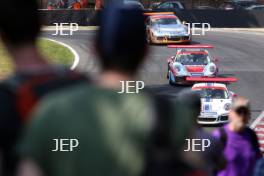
[39,9,264,28]
[39,9,99,26]
[172,10,264,28]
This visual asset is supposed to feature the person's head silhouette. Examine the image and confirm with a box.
[0,0,41,48]
[96,3,147,76]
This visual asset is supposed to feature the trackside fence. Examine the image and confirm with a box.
[39,9,264,27]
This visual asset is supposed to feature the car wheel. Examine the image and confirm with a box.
[168,72,175,85]
[169,79,176,86]
[167,65,170,79]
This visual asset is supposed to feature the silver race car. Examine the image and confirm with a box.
[144,13,191,44]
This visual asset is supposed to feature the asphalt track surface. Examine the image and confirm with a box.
[42,30,264,128]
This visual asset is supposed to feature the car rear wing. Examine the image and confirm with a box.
[168,44,214,49]
[143,12,175,21]
[186,77,237,83]
[143,12,174,16]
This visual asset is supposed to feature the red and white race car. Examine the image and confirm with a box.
[190,77,237,125]
[167,45,219,85]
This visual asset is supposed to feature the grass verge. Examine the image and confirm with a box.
[0,39,74,79]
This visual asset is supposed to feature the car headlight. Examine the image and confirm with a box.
[174,65,181,72]
[209,65,216,73]
[224,103,231,111]
[154,30,167,36]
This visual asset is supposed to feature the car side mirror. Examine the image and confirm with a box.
[182,21,187,25]
[213,57,220,62]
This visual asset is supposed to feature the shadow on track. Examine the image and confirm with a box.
[148,40,201,47]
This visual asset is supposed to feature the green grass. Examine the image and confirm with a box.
[38,39,74,66]
[0,43,13,79]
[0,39,74,79]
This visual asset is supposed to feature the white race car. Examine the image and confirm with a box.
[192,82,237,125]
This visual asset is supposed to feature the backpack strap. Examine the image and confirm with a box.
[246,127,260,152]
[15,74,51,122]
[1,70,88,123]
[219,127,227,149]
[16,71,88,122]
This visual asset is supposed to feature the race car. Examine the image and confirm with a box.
[190,78,237,125]
[144,12,191,44]
[167,45,219,85]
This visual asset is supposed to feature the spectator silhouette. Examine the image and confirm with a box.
[16,3,199,176]
[213,96,262,176]
[176,90,226,176]
[0,1,88,175]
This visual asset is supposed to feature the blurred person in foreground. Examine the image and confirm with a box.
[0,0,88,175]
[213,96,262,176]
[254,157,264,176]
[177,90,226,176]
[16,3,202,176]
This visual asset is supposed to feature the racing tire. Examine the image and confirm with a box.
[166,64,170,79]
[168,72,175,86]
[169,79,175,85]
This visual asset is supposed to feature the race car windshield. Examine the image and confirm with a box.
[152,18,180,25]
[196,89,229,99]
[176,53,210,65]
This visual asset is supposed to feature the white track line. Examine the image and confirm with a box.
[251,111,264,129]
[209,29,264,36]
[42,26,98,31]
[42,38,80,70]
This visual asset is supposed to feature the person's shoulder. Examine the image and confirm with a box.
[34,84,151,115]
[32,83,89,113]
[32,83,154,123]
[37,83,91,107]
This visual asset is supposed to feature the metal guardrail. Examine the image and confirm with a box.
[39,9,264,27]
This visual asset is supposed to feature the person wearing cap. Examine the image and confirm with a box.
[16,3,197,176]
[0,0,89,175]
[213,96,262,176]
